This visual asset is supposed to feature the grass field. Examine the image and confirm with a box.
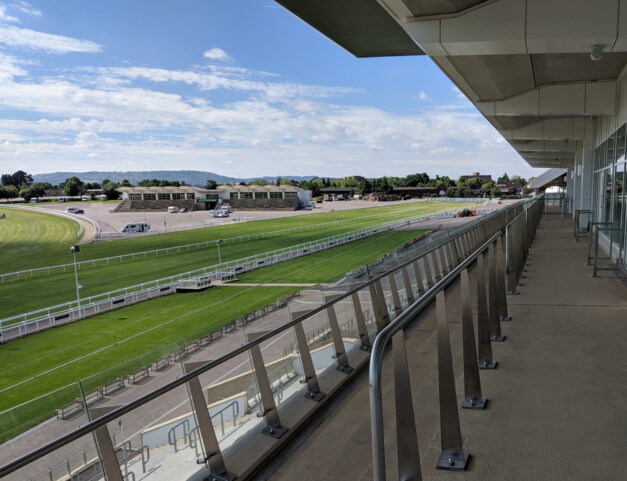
[0,202,474,319]
[1,201,473,274]
[0,208,82,272]
[0,228,423,443]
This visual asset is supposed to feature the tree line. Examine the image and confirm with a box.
[1,170,531,202]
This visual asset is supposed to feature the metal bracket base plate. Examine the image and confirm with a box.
[507,291,520,296]
[478,360,497,369]
[206,471,237,481]
[436,450,470,471]
[262,425,288,439]
[359,345,372,352]
[305,391,326,402]
[491,334,506,342]
[462,396,487,409]
[336,365,353,374]
[500,315,513,321]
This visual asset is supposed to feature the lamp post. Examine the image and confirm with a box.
[70,245,81,310]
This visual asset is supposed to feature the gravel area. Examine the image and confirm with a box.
[33,199,490,242]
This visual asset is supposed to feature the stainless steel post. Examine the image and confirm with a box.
[392,329,422,480]
[412,260,424,297]
[435,291,469,470]
[246,332,288,438]
[324,295,353,373]
[488,243,505,341]
[460,269,486,409]
[290,311,326,401]
[476,254,496,368]
[387,273,403,317]
[184,363,236,480]
[496,236,512,321]
[401,266,415,306]
[349,290,372,351]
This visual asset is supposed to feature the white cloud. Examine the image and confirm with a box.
[0,24,102,53]
[203,47,232,62]
[418,91,428,100]
[0,47,540,179]
[12,1,41,17]
[0,4,18,22]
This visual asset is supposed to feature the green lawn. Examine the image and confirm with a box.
[0,228,425,443]
[0,285,295,443]
[237,229,426,284]
[0,208,82,273]
[1,201,473,273]
[0,202,475,319]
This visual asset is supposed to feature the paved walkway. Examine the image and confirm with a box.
[268,215,627,480]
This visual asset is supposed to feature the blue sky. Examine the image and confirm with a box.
[0,0,537,180]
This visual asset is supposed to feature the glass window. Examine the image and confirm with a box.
[284,192,297,199]
[143,193,156,200]
[606,133,616,167]
[129,194,141,200]
[172,193,184,200]
[158,193,171,200]
[186,193,195,200]
[604,167,613,224]
[230,192,239,199]
[254,192,268,199]
[615,124,626,162]
[241,192,253,199]
[269,191,282,199]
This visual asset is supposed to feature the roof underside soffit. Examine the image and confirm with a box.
[272,0,627,168]
[397,0,627,168]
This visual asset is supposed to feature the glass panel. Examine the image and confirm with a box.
[194,349,262,458]
[0,383,90,474]
[104,365,204,481]
[606,132,616,168]
[6,432,102,481]
[616,162,626,251]
[604,167,614,224]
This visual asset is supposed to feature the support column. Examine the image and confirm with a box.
[460,269,486,409]
[289,310,326,401]
[435,291,469,470]
[324,295,353,374]
[476,254,496,369]
[246,332,288,438]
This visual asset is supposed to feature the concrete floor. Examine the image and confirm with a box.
[267,216,627,480]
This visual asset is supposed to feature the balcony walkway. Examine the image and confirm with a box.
[267,215,627,480]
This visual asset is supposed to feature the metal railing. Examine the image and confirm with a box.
[369,195,543,480]
[0,196,541,481]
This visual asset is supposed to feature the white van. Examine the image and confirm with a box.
[122,222,150,233]
[220,205,232,213]
[167,206,178,213]
[99,195,107,201]
[81,195,89,201]
[65,207,79,214]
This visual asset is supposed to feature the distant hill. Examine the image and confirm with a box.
[32,170,317,186]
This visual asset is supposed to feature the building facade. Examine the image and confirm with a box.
[118,185,311,211]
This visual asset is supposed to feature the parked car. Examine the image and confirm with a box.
[180,207,188,213]
[167,206,178,213]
